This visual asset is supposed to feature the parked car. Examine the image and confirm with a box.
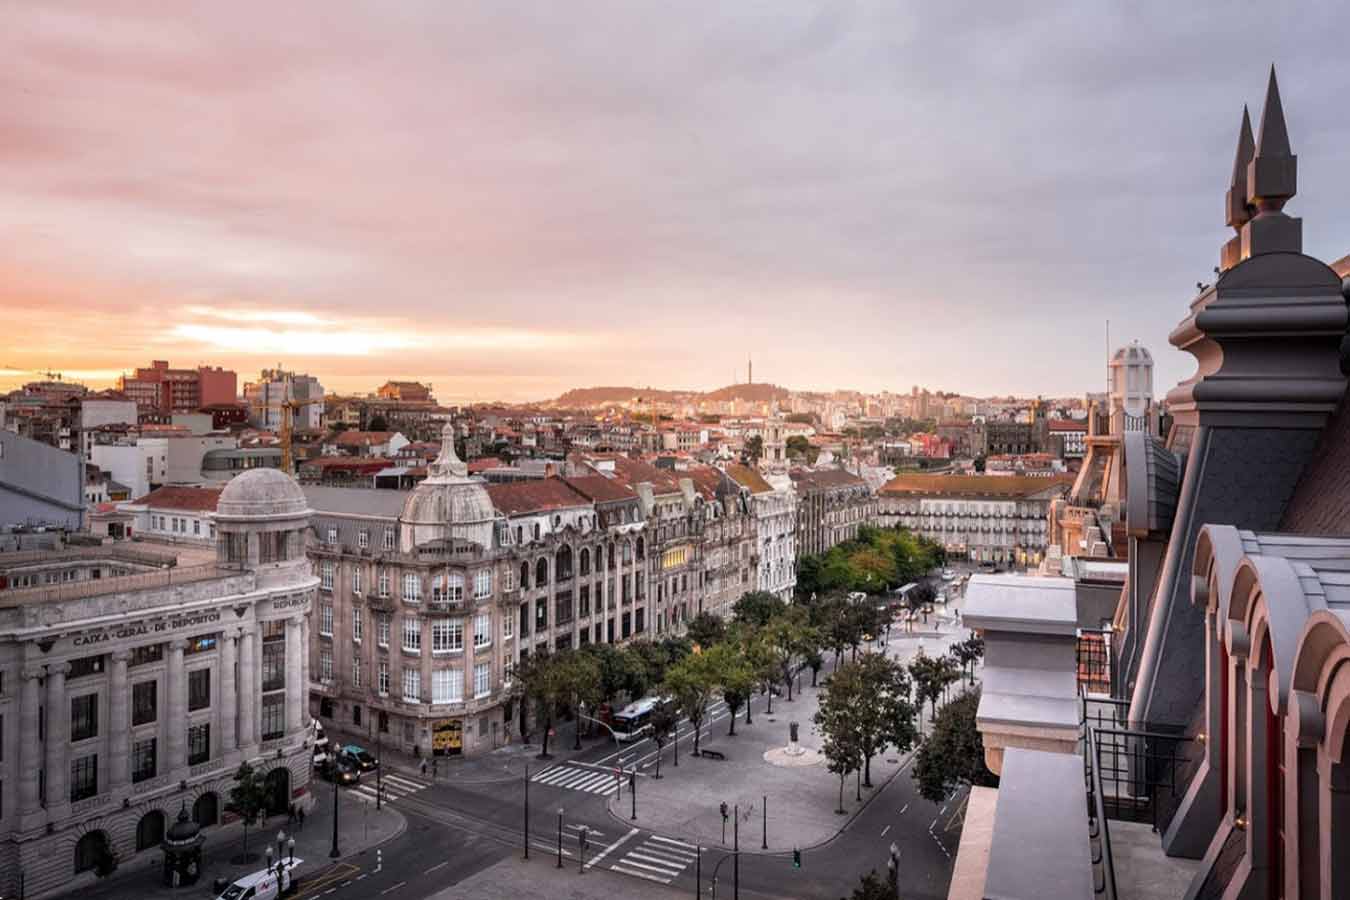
[215,858,302,899]
[338,744,379,772]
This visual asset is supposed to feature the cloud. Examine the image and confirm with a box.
[3,1,1350,401]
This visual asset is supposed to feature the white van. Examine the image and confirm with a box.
[214,859,302,900]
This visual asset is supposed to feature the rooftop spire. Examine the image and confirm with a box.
[426,422,468,482]
[1224,106,1256,237]
[1255,65,1291,159]
[1239,65,1300,259]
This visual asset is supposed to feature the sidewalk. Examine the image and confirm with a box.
[74,783,405,900]
[321,717,601,786]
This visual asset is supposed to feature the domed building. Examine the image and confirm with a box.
[397,425,496,552]
[0,466,318,899]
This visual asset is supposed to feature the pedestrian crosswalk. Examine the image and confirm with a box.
[608,834,700,884]
[530,763,621,795]
[349,770,432,805]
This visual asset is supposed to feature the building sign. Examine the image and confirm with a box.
[71,610,223,647]
[432,719,463,756]
[269,595,310,612]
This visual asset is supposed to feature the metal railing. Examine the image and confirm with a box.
[0,562,243,607]
[1076,628,1113,695]
[1086,726,1119,900]
[1080,691,1193,835]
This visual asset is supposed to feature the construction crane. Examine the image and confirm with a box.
[4,366,66,382]
[254,373,326,475]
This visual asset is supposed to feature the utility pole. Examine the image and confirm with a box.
[733,804,739,900]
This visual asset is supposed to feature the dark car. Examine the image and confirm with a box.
[320,756,361,786]
[338,744,379,772]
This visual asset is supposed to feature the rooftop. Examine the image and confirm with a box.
[123,485,224,512]
[879,473,1073,498]
[485,478,590,516]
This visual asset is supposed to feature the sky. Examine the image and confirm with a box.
[3,1,1350,404]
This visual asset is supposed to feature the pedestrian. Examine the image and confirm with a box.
[432,758,438,780]
[420,758,428,777]
[298,806,305,831]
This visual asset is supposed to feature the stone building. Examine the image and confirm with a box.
[0,468,317,899]
[789,468,875,558]
[686,467,756,621]
[876,474,1069,567]
[304,431,652,757]
[726,464,797,601]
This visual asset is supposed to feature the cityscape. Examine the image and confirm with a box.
[3,6,1350,900]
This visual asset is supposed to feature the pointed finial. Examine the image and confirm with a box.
[1225,106,1255,231]
[426,422,468,481]
[1255,65,1291,159]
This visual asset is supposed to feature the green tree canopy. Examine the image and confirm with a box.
[912,688,999,803]
[733,590,784,628]
[226,760,269,859]
[685,611,727,649]
[663,650,721,756]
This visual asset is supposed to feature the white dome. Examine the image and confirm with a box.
[399,425,495,550]
[1111,341,1153,365]
[216,468,309,520]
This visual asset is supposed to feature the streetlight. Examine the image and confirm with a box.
[330,763,341,859]
[556,807,565,869]
[630,770,637,821]
[276,829,286,862]
[577,826,588,874]
[288,836,295,865]
[887,842,899,899]
[523,764,530,860]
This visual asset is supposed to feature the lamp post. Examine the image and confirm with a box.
[630,770,637,821]
[578,826,588,874]
[276,829,286,862]
[733,804,740,900]
[265,846,274,875]
[330,770,341,858]
[288,836,295,865]
[887,842,899,900]
[375,730,383,811]
[556,807,565,869]
[523,764,530,860]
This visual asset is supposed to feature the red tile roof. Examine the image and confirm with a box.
[334,431,398,446]
[879,474,1073,498]
[789,468,867,490]
[724,464,774,493]
[563,475,639,504]
[485,478,590,516]
[126,485,224,512]
[1048,419,1087,432]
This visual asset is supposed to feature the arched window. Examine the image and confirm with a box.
[579,548,591,576]
[608,543,617,570]
[533,523,541,541]
[636,536,645,560]
[556,545,573,580]
[554,515,562,528]
[536,557,549,587]
[136,810,166,851]
[515,526,523,545]
[519,562,530,590]
[622,541,632,564]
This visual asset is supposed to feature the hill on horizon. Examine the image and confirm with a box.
[552,382,791,407]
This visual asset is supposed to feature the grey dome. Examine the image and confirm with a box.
[217,468,309,520]
[399,425,496,550]
[1111,341,1153,365]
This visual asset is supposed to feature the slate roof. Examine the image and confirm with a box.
[303,486,410,518]
[790,468,868,491]
[1281,392,1350,536]
[724,464,774,494]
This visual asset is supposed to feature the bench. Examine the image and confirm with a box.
[699,748,726,760]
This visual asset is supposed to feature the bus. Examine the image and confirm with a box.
[612,696,670,742]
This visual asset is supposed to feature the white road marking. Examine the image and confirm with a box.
[583,826,638,870]
[380,882,406,895]
[648,834,699,850]
[881,825,891,837]
[424,861,448,874]
[609,863,675,884]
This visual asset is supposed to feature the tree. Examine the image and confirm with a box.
[746,632,784,716]
[648,702,677,778]
[517,649,567,758]
[708,642,754,736]
[744,435,764,465]
[733,591,783,628]
[227,760,268,861]
[556,651,602,750]
[850,654,919,787]
[815,670,862,814]
[686,611,726,649]
[841,870,893,900]
[912,688,999,803]
[664,651,720,757]
[765,608,816,701]
[909,654,961,732]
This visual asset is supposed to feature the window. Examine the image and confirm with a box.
[187,723,210,765]
[403,573,421,603]
[474,569,491,599]
[132,681,157,725]
[382,528,395,551]
[402,668,420,702]
[193,520,201,536]
[188,669,211,711]
[130,644,163,667]
[432,668,463,704]
[261,640,286,692]
[320,648,333,683]
[69,655,105,679]
[352,656,363,688]
[261,694,285,741]
[319,602,334,637]
[377,614,390,647]
[71,694,98,741]
[377,568,391,598]
[502,567,515,592]
[433,573,464,605]
[432,619,463,653]
[70,754,98,802]
[352,566,363,595]
[378,661,390,696]
[352,611,363,643]
[132,738,156,783]
[502,614,514,640]
[358,529,369,549]
[326,527,338,545]
[402,617,422,653]
[186,633,217,654]
[320,561,334,591]
[474,613,491,648]
[474,662,490,698]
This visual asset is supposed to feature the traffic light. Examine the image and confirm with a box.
[792,848,801,869]
[720,802,729,821]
